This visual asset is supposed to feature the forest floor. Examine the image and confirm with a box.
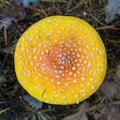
[0,0,120,120]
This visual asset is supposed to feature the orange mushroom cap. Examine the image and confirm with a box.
[14,16,107,105]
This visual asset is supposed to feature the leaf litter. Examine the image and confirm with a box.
[0,0,120,120]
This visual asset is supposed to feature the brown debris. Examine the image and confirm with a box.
[100,113,120,120]
[99,81,118,99]
[41,0,67,2]
[0,1,26,30]
[116,65,120,79]
[99,103,120,120]
[99,64,120,100]
[62,102,89,120]
[3,2,26,21]
[0,75,6,85]
[0,107,10,115]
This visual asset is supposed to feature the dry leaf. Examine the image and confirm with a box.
[105,0,120,23]
[0,17,16,30]
[23,95,43,109]
[3,2,26,21]
[99,103,120,120]
[19,0,39,8]
[41,0,67,2]
[99,81,118,99]
[62,102,89,120]
[0,1,26,30]
[100,112,120,120]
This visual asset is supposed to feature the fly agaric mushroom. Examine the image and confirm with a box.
[14,16,107,105]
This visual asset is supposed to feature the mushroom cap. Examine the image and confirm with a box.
[14,16,107,105]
